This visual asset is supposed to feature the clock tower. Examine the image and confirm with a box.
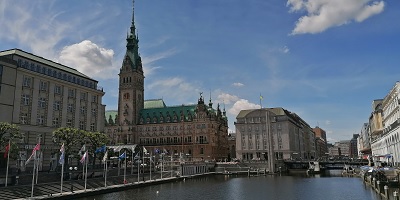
[117,0,144,143]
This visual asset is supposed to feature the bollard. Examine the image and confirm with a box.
[394,191,399,200]
[384,185,389,199]
[376,181,381,193]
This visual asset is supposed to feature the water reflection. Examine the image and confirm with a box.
[78,170,380,200]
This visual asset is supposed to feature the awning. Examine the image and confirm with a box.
[107,144,138,152]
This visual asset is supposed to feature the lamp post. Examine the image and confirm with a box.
[69,166,77,193]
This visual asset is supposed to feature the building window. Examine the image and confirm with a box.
[80,106,86,115]
[52,117,59,127]
[0,65,3,83]
[20,114,28,124]
[90,123,95,131]
[67,104,74,113]
[200,148,204,155]
[39,81,47,91]
[92,95,97,103]
[68,89,75,98]
[53,101,61,111]
[80,92,87,101]
[199,136,205,144]
[37,115,45,125]
[67,119,72,127]
[79,121,85,130]
[54,85,62,95]
[91,108,96,116]
[38,98,46,108]
[22,94,30,105]
[23,77,31,87]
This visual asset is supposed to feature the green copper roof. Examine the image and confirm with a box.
[140,104,197,122]
[105,110,118,122]
[144,99,166,109]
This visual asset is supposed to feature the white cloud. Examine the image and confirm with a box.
[280,46,290,54]
[228,99,260,116]
[325,120,331,125]
[58,40,115,79]
[0,1,70,59]
[142,48,178,77]
[216,93,240,105]
[147,77,200,103]
[232,82,244,87]
[287,0,385,35]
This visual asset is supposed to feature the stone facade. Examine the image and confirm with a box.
[0,51,105,171]
[235,108,316,165]
[104,2,229,161]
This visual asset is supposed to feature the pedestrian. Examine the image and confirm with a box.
[71,183,74,193]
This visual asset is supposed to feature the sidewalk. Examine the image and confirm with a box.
[0,171,173,200]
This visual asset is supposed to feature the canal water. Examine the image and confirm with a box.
[78,170,380,200]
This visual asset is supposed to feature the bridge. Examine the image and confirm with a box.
[284,159,369,170]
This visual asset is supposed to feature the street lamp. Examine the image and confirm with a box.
[69,166,78,193]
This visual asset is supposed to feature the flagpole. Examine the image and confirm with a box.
[142,149,145,182]
[131,150,133,175]
[5,140,10,187]
[31,151,36,197]
[137,149,140,183]
[84,151,88,191]
[150,151,152,181]
[124,150,127,184]
[60,144,64,195]
[35,136,41,185]
[161,153,163,179]
[105,155,107,187]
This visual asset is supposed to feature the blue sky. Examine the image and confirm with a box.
[1,0,400,143]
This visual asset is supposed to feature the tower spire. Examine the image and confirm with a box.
[130,0,136,35]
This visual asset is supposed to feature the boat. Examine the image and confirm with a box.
[342,164,355,175]
[307,161,321,174]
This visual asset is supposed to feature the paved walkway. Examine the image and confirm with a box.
[0,171,173,200]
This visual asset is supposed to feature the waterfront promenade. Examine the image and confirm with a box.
[0,170,200,200]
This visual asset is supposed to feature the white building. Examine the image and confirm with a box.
[0,49,105,171]
[371,82,400,165]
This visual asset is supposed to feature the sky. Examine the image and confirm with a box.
[1,0,400,143]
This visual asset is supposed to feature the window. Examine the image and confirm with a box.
[0,65,3,83]
[68,89,75,98]
[80,106,86,115]
[92,95,97,103]
[54,85,62,95]
[67,104,74,113]
[38,98,46,108]
[79,121,85,130]
[39,81,47,91]
[22,94,30,105]
[199,136,205,144]
[37,115,45,125]
[52,117,59,127]
[20,114,28,124]
[80,92,86,101]
[66,119,72,127]
[23,77,31,87]
[200,148,204,155]
[91,108,96,116]
[90,123,95,131]
[53,101,60,111]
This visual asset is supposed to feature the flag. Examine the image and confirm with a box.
[4,143,10,158]
[260,95,263,100]
[102,151,108,163]
[163,148,168,154]
[95,145,106,154]
[59,143,65,165]
[25,143,40,165]
[119,152,126,160]
[79,144,86,156]
[80,151,88,164]
[143,147,148,154]
[154,148,160,154]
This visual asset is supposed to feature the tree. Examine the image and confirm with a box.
[52,127,85,166]
[0,122,21,160]
[84,131,109,167]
